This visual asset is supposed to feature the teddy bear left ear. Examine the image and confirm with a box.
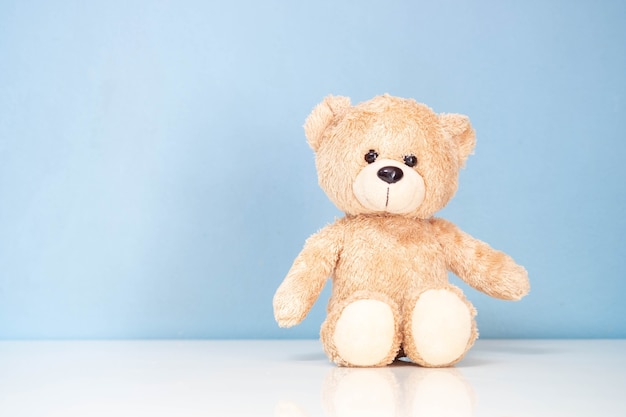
[439,113,476,166]
[304,95,351,152]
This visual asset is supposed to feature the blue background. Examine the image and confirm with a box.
[1,0,625,340]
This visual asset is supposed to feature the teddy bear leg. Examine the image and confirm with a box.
[321,291,401,367]
[403,286,477,367]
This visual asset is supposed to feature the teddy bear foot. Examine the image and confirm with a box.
[324,298,398,367]
[405,288,477,367]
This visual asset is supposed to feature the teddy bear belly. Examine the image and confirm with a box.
[330,248,449,308]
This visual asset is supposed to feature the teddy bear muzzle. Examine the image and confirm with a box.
[353,158,426,215]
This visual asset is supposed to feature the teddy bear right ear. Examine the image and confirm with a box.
[304,95,351,152]
[439,113,476,167]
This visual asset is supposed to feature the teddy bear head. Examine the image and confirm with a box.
[304,94,476,219]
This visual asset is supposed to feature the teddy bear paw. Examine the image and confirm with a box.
[332,299,397,367]
[273,297,308,328]
[407,289,475,367]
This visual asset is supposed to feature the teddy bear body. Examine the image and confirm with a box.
[274,95,529,367]
[326,216,448,302]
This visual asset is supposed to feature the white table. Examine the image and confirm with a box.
[1,339,624,416]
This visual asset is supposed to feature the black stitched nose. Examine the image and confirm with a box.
[377,166,404,184]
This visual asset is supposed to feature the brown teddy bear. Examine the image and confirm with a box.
[273,94,529,367]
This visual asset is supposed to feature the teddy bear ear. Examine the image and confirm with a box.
[304,95,351,151]
[439,113,476,166]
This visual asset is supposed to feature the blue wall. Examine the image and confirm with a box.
[1,0,625,339]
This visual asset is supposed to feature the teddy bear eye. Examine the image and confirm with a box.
[403,154,418,167]
[364,150,379,164]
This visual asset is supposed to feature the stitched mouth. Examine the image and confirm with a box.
[385,187,390,208]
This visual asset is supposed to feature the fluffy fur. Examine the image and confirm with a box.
[274,94,529,367]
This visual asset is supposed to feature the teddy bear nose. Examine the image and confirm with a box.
[377,166,404,184]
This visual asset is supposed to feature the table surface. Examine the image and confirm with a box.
[1,339,624,417]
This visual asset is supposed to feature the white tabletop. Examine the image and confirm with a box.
[0,339,624,416]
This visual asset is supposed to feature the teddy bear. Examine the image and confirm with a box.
[273,94,529,367]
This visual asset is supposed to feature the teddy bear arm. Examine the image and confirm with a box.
[273,224,343,327]
[431,218,530,301]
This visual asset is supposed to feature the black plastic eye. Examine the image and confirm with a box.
[364,150,378,164]
[403,154,418,167]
